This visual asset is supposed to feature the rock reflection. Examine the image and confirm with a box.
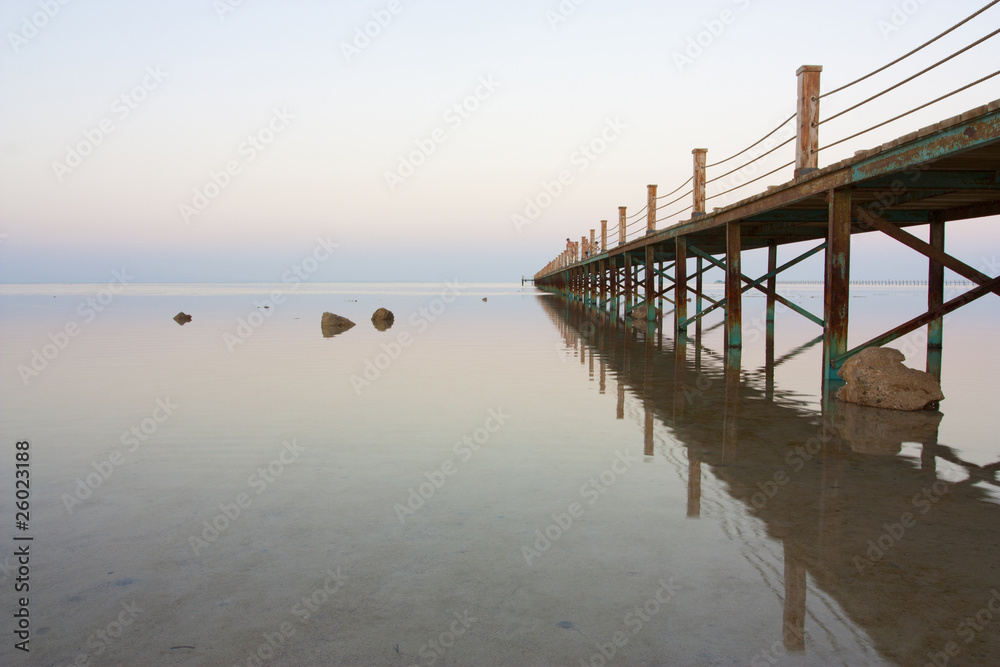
[541,294,1000,666]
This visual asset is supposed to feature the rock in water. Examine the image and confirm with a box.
[371,308,394,332]
[630,304,661,327]
[173,312,192,325]
[321,312,356,338]
[836,347,944,411]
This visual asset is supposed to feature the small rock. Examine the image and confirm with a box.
[371,308,395,332]
[482,298,487,302]
[173,312,192,325]
[630,304,661,327]
[836,347,944,411]
[321,312,356,338]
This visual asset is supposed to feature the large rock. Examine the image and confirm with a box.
[630,304,661,328]
[173,312,192,325]
[371,308,394,332]
[321,312,356,338]
[836,347,944,411]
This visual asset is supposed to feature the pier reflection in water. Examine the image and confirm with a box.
[541,294,1000,666]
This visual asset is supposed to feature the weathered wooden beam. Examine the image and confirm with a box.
[795,65,822,177]
[676,236,688,335]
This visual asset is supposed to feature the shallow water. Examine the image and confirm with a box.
[0,282,998,666]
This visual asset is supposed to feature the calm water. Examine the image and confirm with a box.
[0,282,998,666]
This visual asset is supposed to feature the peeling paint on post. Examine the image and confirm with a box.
[824,188,851,380]
[725,221,742,349]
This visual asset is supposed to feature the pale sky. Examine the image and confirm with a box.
[1,0,998,283]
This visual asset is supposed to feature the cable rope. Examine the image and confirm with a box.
[705,160,794,201]
[705,135,795,184]
[705,113,796,168]
[655,176,694,200]
[819,27,1000,126]
[655,189,693,212]
[816,69,1000,153]
[820,0,1000,99]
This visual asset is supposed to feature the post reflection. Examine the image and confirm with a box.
[539,294,1000,666]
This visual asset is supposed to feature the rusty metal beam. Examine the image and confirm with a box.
[930,199,1000,223]
[676,236,688,336]
[833,275,1000,367]
[855,207,1000,297]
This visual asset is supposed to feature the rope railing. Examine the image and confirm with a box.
[819,0,1000,99]
[705,113,796,169]
[655,188,693,212]
[819,27,1000,127]
[533,2,1000,279]
[705,160,795,202]
[705,135,795,185]
[816,69,1000,154]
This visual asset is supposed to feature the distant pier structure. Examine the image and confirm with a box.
[533,21,1000,386]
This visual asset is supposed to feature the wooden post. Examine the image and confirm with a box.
[695,255,703,339]
[766,241,777,401]
[675,236,688,337]
[619,206,627,246]
[624,252,633,317]
[645,245,655,326]
[601,220,608,253]
[590,229,596,256]
[693,149,707,216]
[795,65,822,178]
[599,258,607,308]
[824,188,851,380]
[725,221,742,348]
[647,184,657,234]
[927,219,944,379]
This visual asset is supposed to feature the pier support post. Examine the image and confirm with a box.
[675,237,688,337]
[619,207,627,246]
[824,188,851,380]
[725,221,742,348]
[599,259,607,309]
[795,65,822,178]
[695,256,703,339]
[927,219,945,379]
[766,241,777,400]
[647,184,657,234]
[645,245,656,327]
[624,252,633,317]
[693,149,707,217]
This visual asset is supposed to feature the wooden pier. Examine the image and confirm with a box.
[534,38,1000,385]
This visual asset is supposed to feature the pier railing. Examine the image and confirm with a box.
[536,1,1000,279]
